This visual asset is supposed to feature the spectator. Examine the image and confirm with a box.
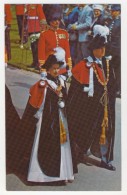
[70,4,93,62]
[66,5,80,66]
[106,4,121,98]
[88,4,105,37]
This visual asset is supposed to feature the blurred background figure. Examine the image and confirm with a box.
[5,4,12,63]
[106,4,121,98]
[27,4,47,69]
[88,4,105,37]
[92,4,104,25]
[70,4,93,63]
[15,4,27,44]
[65,4,80,66]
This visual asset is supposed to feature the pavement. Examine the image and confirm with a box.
[5,66,121,191]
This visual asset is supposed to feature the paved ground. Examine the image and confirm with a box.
[6,66,121,191]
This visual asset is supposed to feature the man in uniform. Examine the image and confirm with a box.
[106,4,121,98]
[15,4,27,44]
[27,4,47,69]
[38,4,72,72]
[67,25,116,171]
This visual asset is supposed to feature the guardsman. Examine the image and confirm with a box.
[38,4,72,73]
[5,4,12,63]
[15,4,28,44]
[106,4,121,98]
[27,4,47,69]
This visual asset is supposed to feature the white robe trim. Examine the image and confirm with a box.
[83,56,94,97]
[46,76,66,91]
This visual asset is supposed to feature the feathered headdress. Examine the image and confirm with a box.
[54,47,66,67]
[88,24,109,50]
[93,24,109,43]
[43,47,66,70]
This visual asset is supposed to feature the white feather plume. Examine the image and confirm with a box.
[54,47,66,67]
[93,25,109,42]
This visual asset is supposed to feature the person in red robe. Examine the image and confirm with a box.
[12,49,76,185]
[67,25,116,171]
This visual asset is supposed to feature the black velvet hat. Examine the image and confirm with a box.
[88,34,107,51]
[88,24,109,51]
[43,55,64,70]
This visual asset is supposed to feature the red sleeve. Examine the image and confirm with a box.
[37,4,46,21]
[38,32,46,66]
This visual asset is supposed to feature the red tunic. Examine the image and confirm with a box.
[15,4,25,15]
[38,28,72,68]
[27,4,46,33]
[5,4,12,25]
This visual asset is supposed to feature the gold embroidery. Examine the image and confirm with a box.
[58,34,66,39]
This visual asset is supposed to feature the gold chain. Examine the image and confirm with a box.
[92,59,110,86]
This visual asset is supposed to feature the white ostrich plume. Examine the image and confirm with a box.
[93,24,109,42]
[54,47,65,62]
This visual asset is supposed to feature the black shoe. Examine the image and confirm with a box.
[100,161,116,171]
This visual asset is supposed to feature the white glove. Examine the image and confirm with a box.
[40,71,47,80]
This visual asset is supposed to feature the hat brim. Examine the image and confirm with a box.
[43,55,64,70]
[88,35,107,51]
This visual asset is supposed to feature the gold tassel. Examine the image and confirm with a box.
[60,119,67,144]
[99,92,108,145]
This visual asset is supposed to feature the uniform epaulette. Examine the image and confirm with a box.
[60,28,67,33]
[41,30,48,34]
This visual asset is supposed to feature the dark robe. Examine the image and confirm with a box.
[67,57,116,164]
[15,74,74,181]
[6,85,20,174]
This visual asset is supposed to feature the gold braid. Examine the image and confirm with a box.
[93,59,110,145]
[92,60,110,86]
